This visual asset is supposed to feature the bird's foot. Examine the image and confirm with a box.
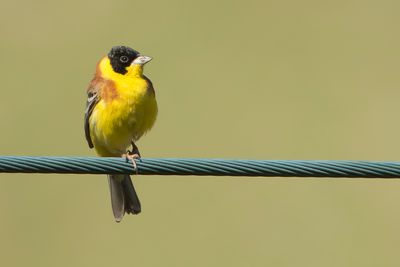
[122,151,141,175]
[123,142,141,174]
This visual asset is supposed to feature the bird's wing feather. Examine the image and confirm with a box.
[143,75,155,96]
[84,85,101,148]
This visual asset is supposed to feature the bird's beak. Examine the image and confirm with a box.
[131,55,152,65]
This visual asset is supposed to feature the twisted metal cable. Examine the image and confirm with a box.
[1,156,400,178]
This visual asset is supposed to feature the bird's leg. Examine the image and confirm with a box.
[130,141,141,159]
[122,142,141,174]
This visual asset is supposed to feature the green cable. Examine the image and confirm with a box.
[1,156,400,178]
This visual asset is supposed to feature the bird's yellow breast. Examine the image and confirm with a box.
[89,58,157,156]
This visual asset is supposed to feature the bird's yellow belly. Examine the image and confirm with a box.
[89,82,157,157]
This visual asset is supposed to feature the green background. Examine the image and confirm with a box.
[1,0,400,266]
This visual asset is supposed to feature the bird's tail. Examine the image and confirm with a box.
[108,174,141,222]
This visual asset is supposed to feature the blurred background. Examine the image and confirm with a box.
[1,0,400,266]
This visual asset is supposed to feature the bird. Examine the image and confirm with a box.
[84,46,158,222]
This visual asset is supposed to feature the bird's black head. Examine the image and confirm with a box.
[108,46,140,75]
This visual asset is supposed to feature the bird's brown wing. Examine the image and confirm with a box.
[84,84,101,148]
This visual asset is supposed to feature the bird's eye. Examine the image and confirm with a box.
[120,56,129,63]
